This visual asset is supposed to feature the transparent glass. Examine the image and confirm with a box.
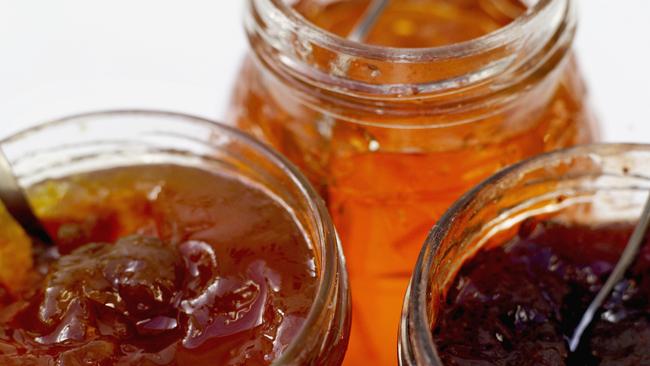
[0,110,351,366]
[400,143,650,365]
[229,0,597,364]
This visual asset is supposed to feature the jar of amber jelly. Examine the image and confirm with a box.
[400,144,650,365]
[0,111,350,365]
[229,0,597,364]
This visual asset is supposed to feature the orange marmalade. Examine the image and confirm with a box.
[0,165,322,366]
[230,0,598,364]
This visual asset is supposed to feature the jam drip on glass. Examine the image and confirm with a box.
[434,219,650,365]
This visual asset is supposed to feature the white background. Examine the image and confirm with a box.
[0,1,648,140]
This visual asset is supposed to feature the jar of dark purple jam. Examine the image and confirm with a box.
[400,144,650,366]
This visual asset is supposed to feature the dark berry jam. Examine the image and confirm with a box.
[433,218,650,365]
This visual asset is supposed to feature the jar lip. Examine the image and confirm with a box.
[3,110,342,366]
[263,0,555,62]
[250,0,576,123]
[405,143,650,365]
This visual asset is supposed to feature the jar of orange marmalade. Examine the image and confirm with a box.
[0,111,350,365]
[229,0,597,364]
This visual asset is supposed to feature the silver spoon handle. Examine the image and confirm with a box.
[0,148,52,244]
[569,192,650,351]
[347,0,390,42]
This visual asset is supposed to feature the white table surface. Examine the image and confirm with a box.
[0,1,648,141]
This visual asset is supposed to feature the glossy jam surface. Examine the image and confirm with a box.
[231,0,597,364]
[0,165,318,366]
[434,219,650,365]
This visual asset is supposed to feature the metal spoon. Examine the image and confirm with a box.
[316,0,389,139]
[0,148,52,244]
[569,192,650,352]
[347,0,390,42]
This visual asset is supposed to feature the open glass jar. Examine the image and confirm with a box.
[0,111,350,366]
[229,0,598,364]
[400,144,650,365]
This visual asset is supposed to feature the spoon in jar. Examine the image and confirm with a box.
[347,0,390,42]
[0,148,53,244]
[317,0,389,146]
[327,0,388,78]
[569,192,650,352]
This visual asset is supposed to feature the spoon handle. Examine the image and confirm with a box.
[0,149,52,244]
[569,192,650,351]
[347,0,390,42]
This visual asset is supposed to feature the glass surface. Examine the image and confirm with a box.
[400,143,650,365]
[229,1,598,364]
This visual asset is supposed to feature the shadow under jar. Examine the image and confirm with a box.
[0,111,350,366]
[229,0,598,364]
[400,144,650,365]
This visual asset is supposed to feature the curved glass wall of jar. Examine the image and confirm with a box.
[229,0,597,364]
[399,144,650,365]
[1,110,351,366]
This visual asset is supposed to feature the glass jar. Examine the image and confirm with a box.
[229,0,597,363]
[399,143,650,365]
[1,110,351,366]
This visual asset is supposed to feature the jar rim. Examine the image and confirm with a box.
[247,0,577,126]
[2,110,344,366]
[402,143,650,365]
[263,0,556,62]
